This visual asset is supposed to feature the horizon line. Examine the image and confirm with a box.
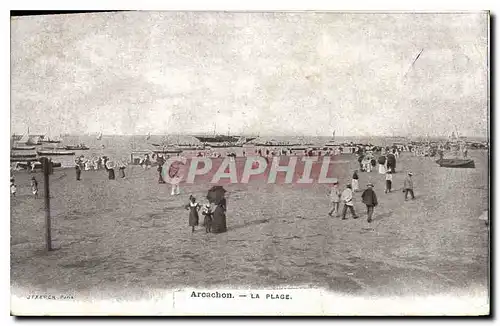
[10,132,489,139]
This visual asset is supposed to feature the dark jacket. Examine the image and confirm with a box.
[361,188,378,206]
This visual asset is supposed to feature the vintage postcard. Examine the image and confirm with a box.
[10,11,489,316]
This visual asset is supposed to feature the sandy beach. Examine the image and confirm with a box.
[10,150,489,300]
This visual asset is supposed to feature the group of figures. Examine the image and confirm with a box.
[10,176,39,198]
[328,171,416,223]
[75,155,128,181]
[184,187,228,234]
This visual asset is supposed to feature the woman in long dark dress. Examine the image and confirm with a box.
[104,159,115,180]
[185,196,201,233]
[211,197,227,234]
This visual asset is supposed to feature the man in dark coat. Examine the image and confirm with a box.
[361,183,378,223]
[75,164,81,181]
[157,155,166,183]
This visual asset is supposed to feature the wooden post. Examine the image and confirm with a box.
[41,157,52,251]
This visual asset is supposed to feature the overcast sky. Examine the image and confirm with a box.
[11,12,488,137]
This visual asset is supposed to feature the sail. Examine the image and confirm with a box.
[97,132,102,140]
[146,132,151,140]
[18,132,29,144]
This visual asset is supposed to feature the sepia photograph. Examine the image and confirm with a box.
[9,10,489,316]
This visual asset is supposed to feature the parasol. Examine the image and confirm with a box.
[168,160,184,178]
[207,186,227,205]
[105,160,115,169]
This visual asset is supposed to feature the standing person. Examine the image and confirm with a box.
[211,197,228,233]
[340,184,358,220]
[385,171,393,193]
[105,158,115,180]
[118,160,126,178]
[169,159,184,196]
[185,196,201,233]
[361,183,378,223]
[157,155,166,184]
[201,203,213,233]
[31,176,38,199]
[328,181,341,217]
[403,172,415,200]
[378,155,387,174]
[352,170,359,192]
[10,178,17,197]
[75,164,81,181]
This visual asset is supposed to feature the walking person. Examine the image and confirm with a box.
[31,176,38,199]
[340,184,358,220]
[351,170,359,192]
[328,181,341,217]
[385,171,393,193]
[361,183,378,223]
[403,172,415,200]
[185,196,201,233]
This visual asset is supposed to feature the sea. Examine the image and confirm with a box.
[11,134,488,168]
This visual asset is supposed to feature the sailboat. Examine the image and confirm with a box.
[436,127,475,168]
[146,132,151,141]
[325,130,336,147]
[97,132,103,140]
[15,131,30,145]
[41,128,62,143]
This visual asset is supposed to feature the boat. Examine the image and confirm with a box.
[325,130,336,147]
[146,132,151,140]
[16,131,30,145]
[254,141,302,147]
[26,136,42,146]
[435,158,475,169]
[207,143,243,148]
[11,153,37,159]
[40,129,62,144]
[11,146,36,150]
[37,150,75,156]
[40,138,61,144]
[11,157,38,162]
[152,143,161,147]
[175,145,205,150]
[195,135,241,143]
[63,144,90,150]
[152,148,183,154]
[97,132,103,140]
